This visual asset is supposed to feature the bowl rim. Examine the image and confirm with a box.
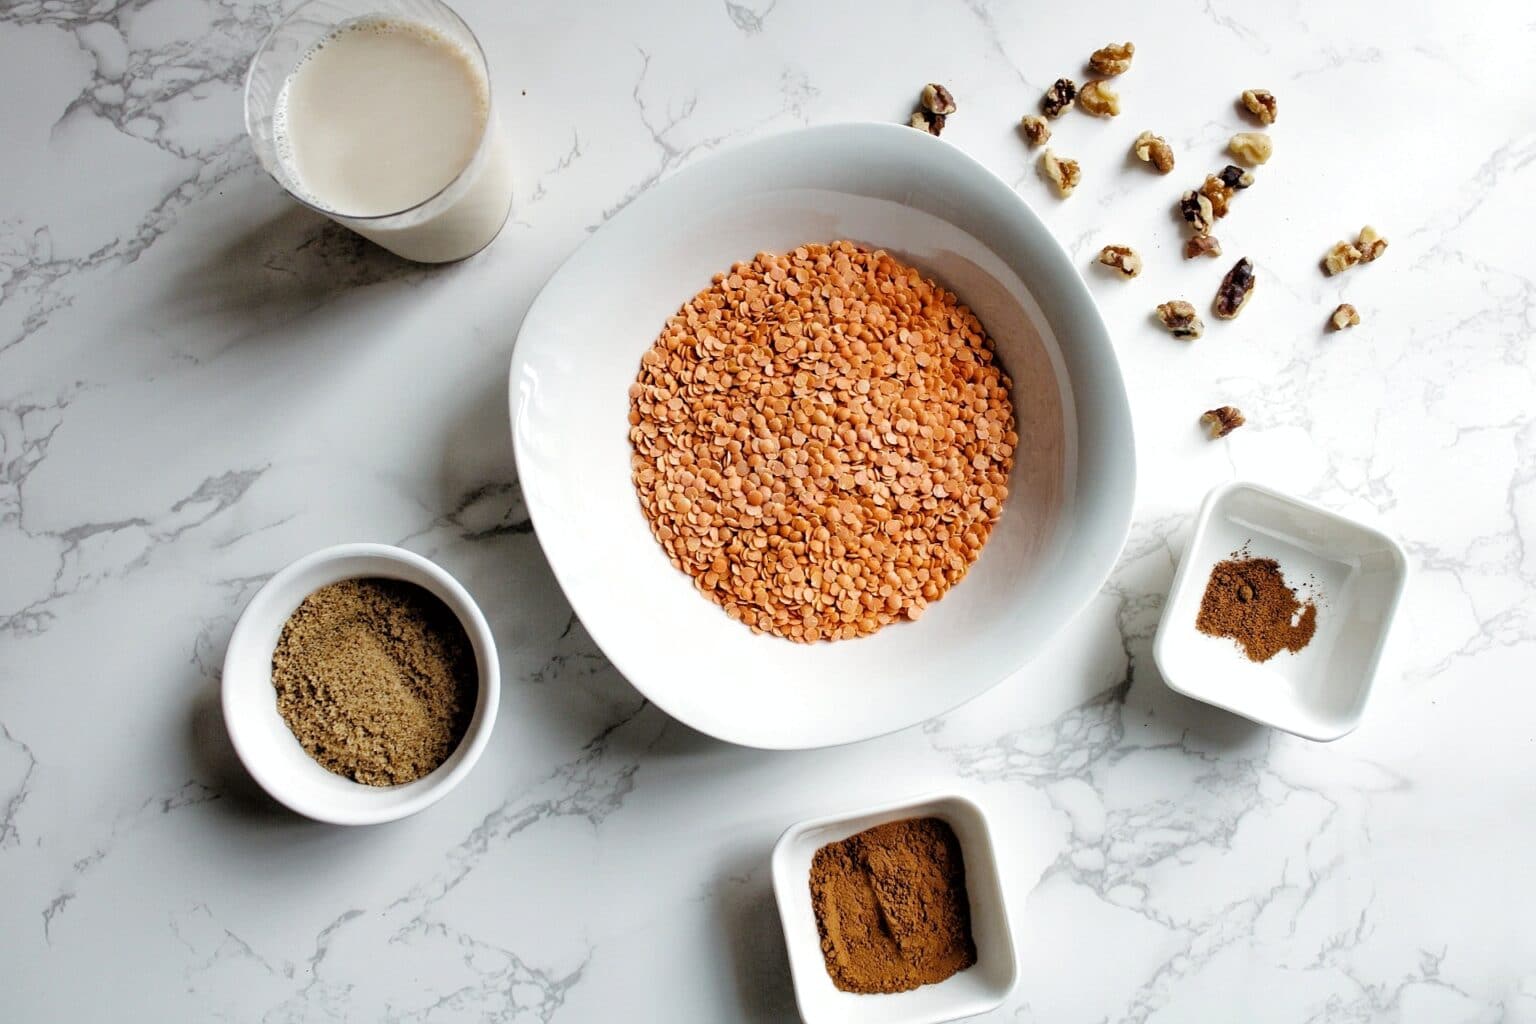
[1152,479,1410,741]
[769,789,1019,1023]
[508,120,1136,749]
[220,542,501,824]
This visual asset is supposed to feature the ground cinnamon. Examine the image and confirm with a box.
[808,817,977,994]
[1195,554,1317,662]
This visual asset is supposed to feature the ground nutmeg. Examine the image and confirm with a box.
[808,816,977,994]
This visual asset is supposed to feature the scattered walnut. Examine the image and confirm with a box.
[1330,303,1361,330]
[1228,132,1273,166]
[1020,114,1051,147]
[1042,78,1077,118]
[1184,235,1222,259]
[1218,164,1254,190]
[1097,245,1142,278]
[922,83,957,116]
[1201,406,1246,438]
[1133,131,1175,173]
[1156,300,1205,340]
[1089,41,1135,76]
[1200,175,1235,218]
[1357,225,1388,262]
[1241,89,1278,125]
[1180,190,1215,235]
[1040,148,1081,196]
[1323,240,1363,275]
[1078,79,1121,117]
[909,109,945,135]
[1213,257,1256,319]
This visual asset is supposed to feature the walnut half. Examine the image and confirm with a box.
[1157,300,1205,340]
[1133,131,1175,173]
[1228,132,1273,166]
[1201,406,1246,438]
[1040,149,1081,197]
[921,83,957,116]
[1241,89,1278,125]
[1213,257,1256,319]
[1097,244,1142,278]
[1078,80,1120,116]
[1089,41,1135,76]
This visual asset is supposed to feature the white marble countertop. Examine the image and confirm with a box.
[3,0,1534,1020]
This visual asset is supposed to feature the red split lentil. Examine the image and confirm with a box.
[627,241,1017,642]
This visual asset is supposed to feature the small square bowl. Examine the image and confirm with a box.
[1153,481,1409,741]
[770,792,1018,1024]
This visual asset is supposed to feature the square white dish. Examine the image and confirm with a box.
[1153,481,1409,740]
[771,792,1018,1024]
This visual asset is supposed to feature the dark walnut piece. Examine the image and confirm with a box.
[1097,244,1142,278]
[1156,300,1204,339]
[1180,190,1215,235]
[1218,164,1254,189]
[1213,257,1256,319]
[1089,41,1135,76]
[922,82,957,116]
[1201,406,1246,437]
[1184,235,1222,259]
[909,109,946,136]
[1242,88,1278,125]
[1042,78,1078,118]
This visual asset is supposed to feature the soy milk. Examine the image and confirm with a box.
[272,18,511,262]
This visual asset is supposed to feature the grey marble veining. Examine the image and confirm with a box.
[2,0,1534,1020]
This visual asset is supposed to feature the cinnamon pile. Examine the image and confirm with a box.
[1195,554,1317,662]
[808,817,977,994]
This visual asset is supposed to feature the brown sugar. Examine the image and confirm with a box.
[808,817,977,994]
[1195,555,1318,662]
[271,578,476,786]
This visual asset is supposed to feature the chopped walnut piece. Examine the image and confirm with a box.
[1330,303,1361,330]
[1200,175,1235,218]
[1133,131,1175,173]
[1213,257,1256,319]
[1218,164,1254,189]
[1241,89,1278,125]
[1089,41,1135,76]
[1156,300,1205,339]
[1180,190,1215,235]
[1042,78,1077,118]
[921,83,957,116]
[909,109,945,135]
[1078,80,1121,117]
[1039,149,1081,196]
[1228,132,1273,166]
[1020,114,1051,147]
[1201,406,1246,438]
[1357,225,1388,262]
[1184,235,1222,259]
[1097,244,1142,278]
[1323,240,1364,275]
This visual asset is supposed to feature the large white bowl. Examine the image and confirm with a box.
[509,122,1134,749]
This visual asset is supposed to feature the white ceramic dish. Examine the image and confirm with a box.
[509,121,1135,749]
[771,792,1018,1024]
[222,543,500,824]
[1153,481,1409,740]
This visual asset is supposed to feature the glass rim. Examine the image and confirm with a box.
[242,0,497,223]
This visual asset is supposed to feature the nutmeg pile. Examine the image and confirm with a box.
[628,241,1017,642]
